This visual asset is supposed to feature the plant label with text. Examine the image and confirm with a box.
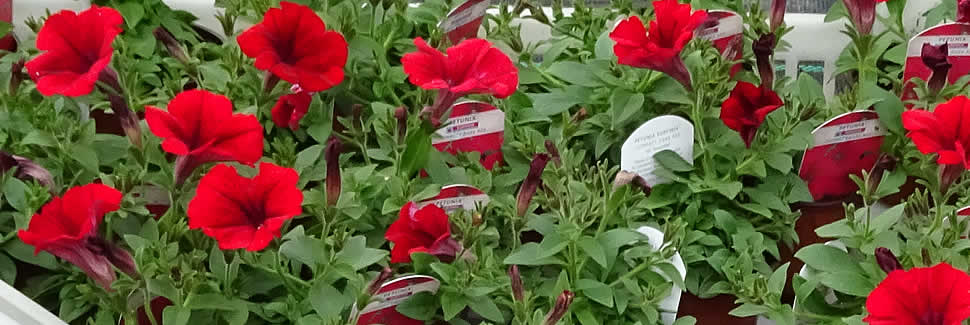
[696,10,743,75]
[352,275,441,325]
[417,184,490,213]
[439,0,489,45]
[902,23,970,106]
[621,115,694,186]
[798,111,885,201]
[432,101,505,170]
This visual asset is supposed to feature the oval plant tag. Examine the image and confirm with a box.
[620,115,694,186]
[352,275,441,325]
[418,184,490,213]
[902,23,970,105]
[432,101,505,170]
[798,111,886,201]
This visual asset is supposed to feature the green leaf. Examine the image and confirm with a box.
[503,242,564,265]
[70,146,99,172]
[576,279,613,307]
[610,89,644,129]
[0,253,15,284]
[874,169,906,200]
[305,97,333,144]
[528,86,592,116]
[186,294,236,311]
[710,181,743,199]
[467,295,504,323]
[430,263,459,284]
[0,21,11,40]
[579,237,608,268]
[2,177,28,212]
[819,271,874,296]
[396,292,437,320]
[441,290,467,320]
[400,126,433,176]
[768,263,790,294]
[654,150,693,172]
[863,84,904,135]
[729,303,771,317]
[209,246,227,284]
[737,159,766,178]
[21,130,57,147]
[795,244,862,274]
[546,61,604,87]
[335,236,386,270]
[280,235,324,268]
[869,203,905,233]
[672,316,697,325]
[594,28,615,60]
[162,306,191,325]
[310,281,347,321]
[147,278,179,303]
[117,2,146,27]
[3,241,58,270]
[199,63,231,90]
[796,73,824,104]
[765,152,793,173]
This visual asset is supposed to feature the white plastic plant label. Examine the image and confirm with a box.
[0,279,67,325]
[620,115,694,186]
[351,275,441,325]
[417,184,490,213]
[635,226,687,325]
[439,0,489,44]
[432,101,505,170]
[798,111,885,201]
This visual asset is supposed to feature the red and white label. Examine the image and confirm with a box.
[696,10,743,75]
[440,0,489,44]
[418,184,490,213]
[433,101,505,170]
[352,275,441,325]
[798,111,886,201]
[620,115,694,186]
[902,23,970,105]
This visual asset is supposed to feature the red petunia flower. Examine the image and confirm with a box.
[187,163,303,251]
[903,96,970,192]
[25,6,122,97]
[385,202,460,263]
[720,81,784,148]
[17,184,135,290]
[271,91,312,131]
[237,1,347,92]
[842,0,887,35]
[864,263,970,325]
[402,37,518,100]
[609,0,707,90]
[960,0,970,24]
[145,89,263,185]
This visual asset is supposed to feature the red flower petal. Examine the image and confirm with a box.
[609,0,706,88]
[188,163,303,251]
[237,1,347,92]
[865,263,970,325]
[385,202,455,263]
[401,38,450,91]
[402,37,518,98]
[720,81,784,147]
[271,92,312,130]
[903,96,970,168]
[25,6,122,97]
[17,184,122,253]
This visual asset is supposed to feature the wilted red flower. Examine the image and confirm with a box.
[753,33,777,87]
[145,89,263,185]
[875,247,903,274]
[903,96,970,192]
[0,151,54,191]
[385,202,460,263]
[516,154,550,217]
[25,6,122,97]
[237,1,348,92]
[508,265,524,302]
[609,0,707,90]
[842,0,887,35]
[17,184,135,290]
[922,43,951,94]
[720,81,784,148]
[271,91,312,131]
[402,37,518,100]
[325,136,341,206]
[864,263,970,325]
[187,163,303,251]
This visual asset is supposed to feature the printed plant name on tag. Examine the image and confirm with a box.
[798,111,886,201]
[635,226,686,325]
[432,101,505,170]
[696,10,743,75]
[620,115,694,186]
[439,0,490,44]
[901,23,970,105]
[352,275,441,325]
[417,184,490,213]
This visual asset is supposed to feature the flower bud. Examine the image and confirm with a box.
[572,108,588,123]
[842,0,878,35]
[770,0,787,32]
[471,212,483,227]
[89,236,138,278]
[612,170,650,193]
[0,151,55,191]
[508,265,524,302]
[98,67,141,148]
[543,290,574,325]
[939,163,963,195]
[516,154,550,217]
[875,247,903,273]
[153,27,191,66]
[921,42,951,94]
[325,136,342,206]
[395,106,408,141]
[753,33,777,88]
[544,140,562,167]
